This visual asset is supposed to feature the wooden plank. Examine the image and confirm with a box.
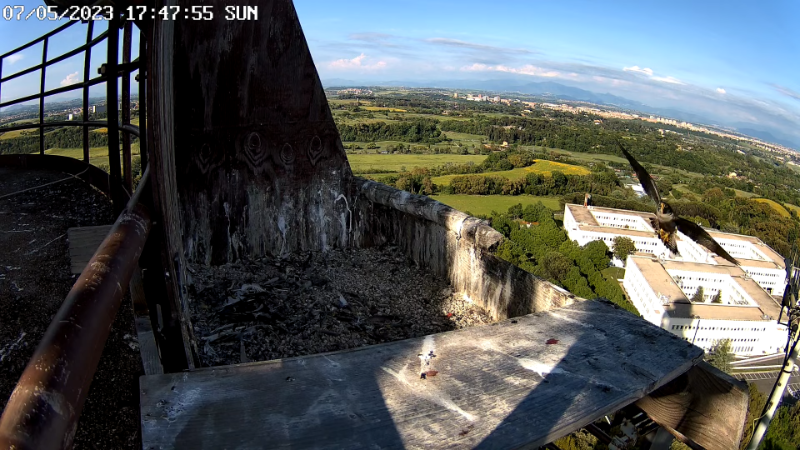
[140,300,706,449]
[636,361,749,450]
[129,268,163,375]
[170,0,353,265]
[147,0,199,369]
[66,225,112,274]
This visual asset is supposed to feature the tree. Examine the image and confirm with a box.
[761,401,800,449]
[612,236,636,263]
[582,240,610,269]
[740,383,767,450]
[691,286,705,302]
[706,339,732,373]
[712,290,723,303]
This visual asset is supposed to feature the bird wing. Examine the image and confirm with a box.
[674,217,740,265]
[617,140,661,206]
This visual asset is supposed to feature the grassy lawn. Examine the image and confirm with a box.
[45,143,140,168]
[444,131,485,144]
[0,129,32,140]
[546,148,628,164]
[361,106,406,112]
[431,159,590,185]
[785,203,800,215]
[753,198,791,217]
[602,267,626,281]
[429,194,561,216]
[734,189,758,198]
[348,153,486,174]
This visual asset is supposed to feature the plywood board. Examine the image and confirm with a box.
[140,300,704,449]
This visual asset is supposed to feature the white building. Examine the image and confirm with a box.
[623,255,787,355]
[563,204,787,295]
[705,229,787,296]
[563,203,671,260]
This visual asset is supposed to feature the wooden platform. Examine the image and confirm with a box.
[140,300,705,449]
[69,225,164,375]
[67,225,113,274]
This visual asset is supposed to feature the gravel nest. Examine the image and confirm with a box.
[0,167,142,449]
[188,247,495,367]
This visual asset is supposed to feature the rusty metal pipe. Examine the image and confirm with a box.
[0,184,152,450]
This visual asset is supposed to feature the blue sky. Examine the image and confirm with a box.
[0,5,138,106]
[2,0,799,142]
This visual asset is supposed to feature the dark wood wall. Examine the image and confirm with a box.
[171,0,353,265]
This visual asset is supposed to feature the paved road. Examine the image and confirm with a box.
[731,354,787,370]
[734,369,800,398]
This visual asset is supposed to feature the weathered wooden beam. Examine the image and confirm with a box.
[636,361,749,450]
[169,0,352,265]
[140,300,706,449]
[352,177,576,320]
[145,2,198,369]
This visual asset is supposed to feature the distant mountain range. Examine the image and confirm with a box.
[324,78,800,150]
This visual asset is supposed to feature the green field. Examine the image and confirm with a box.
[602,267,626,281]
[444,131,486,144]
[785,203,800,215]
[45,143,140,168]
[753,198,791,217]
[543,148,628,164]
[429,194,561,216]
[348,153,485,174]
[361,106,407,112]
[431,159,590,185]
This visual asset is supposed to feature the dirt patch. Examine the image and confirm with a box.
[189,247,494,367]
[0,167,141,449]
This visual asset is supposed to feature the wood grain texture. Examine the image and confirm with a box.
[171,0,353,265]
[147,2,198,368]
[140,300,704,450]
[351,178,575,321]
[67,225,112,274]
[636,361,749,450]
[130,268,164,375]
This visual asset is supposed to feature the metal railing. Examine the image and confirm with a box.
[0,16,144,198]
[0,14,155,450]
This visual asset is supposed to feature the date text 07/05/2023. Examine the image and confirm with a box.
[0,5,258,22]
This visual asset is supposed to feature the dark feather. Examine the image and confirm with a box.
[617,141,661,207]
[674,218,739,265]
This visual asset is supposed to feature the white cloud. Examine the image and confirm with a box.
[462,63,561,78]
[6,54,24,65]
[650,75,684,85]
[592,76,632,87]
[622,65,684,85]
[623,65,654,76]
[716,88,726,94]
[771,84,800,102]
[327,53,387,71]
[60,72,80,87]
[426,38,534,54]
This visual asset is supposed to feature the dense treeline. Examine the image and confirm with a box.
[561,188,800,257]
[337,119,445,143]
[442,170,619,197]
[0,127,136,155]
[488,202,636,314]
[438,114,800,206]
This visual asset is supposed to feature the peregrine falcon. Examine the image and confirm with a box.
[618,140,739,266]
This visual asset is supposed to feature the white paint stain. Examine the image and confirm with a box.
[418,335,436,374]
[380,365,475,422]
[548,312,594,329]
[518,359,568,378]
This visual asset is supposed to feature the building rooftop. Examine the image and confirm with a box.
[566,204,786,271]
[706,229,786,270]
[629,256,784,322]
